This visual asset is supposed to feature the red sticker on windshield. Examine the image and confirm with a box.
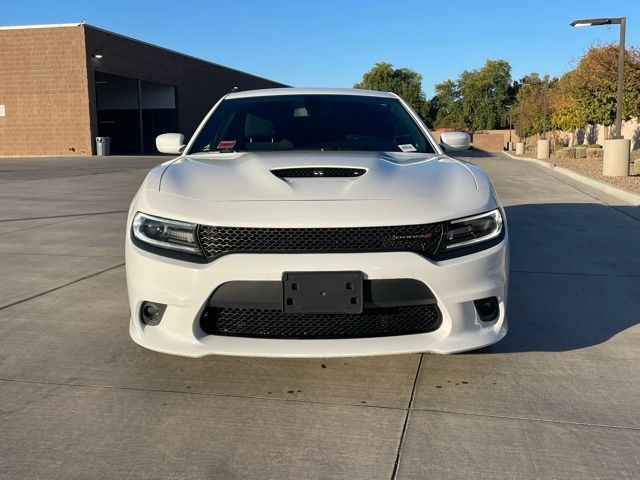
[217,140,236,150]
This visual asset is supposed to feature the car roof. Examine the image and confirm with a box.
[225,87,399,100]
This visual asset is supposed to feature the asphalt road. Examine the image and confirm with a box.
[1,152,639,479]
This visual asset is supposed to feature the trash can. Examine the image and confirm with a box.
[96,137,111,156]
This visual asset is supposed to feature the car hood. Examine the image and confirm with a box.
[160,151,478,202]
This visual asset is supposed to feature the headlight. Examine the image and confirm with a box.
[132,212,201,255]
[442,209,503,250]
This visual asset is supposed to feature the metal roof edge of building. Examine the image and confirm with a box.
[0,22,287,87]
[82,24,289,88]
[0,22,84,30]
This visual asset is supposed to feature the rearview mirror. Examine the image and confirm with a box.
[440,132,471,152]
[156,133,186,154]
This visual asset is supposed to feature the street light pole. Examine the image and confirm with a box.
[509,115,513,144]
[542,79,548,140]
[570,16,630,176]
[615,17,626,139]
[570,17,626,138]
[506,104,514,151]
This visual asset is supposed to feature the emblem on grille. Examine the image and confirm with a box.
[313,169,324,176]
[391,233,433,241]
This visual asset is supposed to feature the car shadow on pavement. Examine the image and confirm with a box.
[484,202,640,353]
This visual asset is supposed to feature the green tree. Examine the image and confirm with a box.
[354,62,429,121]
[513,73,545,141]
[431,79,465,129]
[549,71,588,145]
[513,72,552,139]
[571,44,640,134]
[458,60,513,131]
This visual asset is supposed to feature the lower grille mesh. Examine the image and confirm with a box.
[200,304,442,339]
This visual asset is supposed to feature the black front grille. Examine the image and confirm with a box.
[197,223,444,261]
[200,304,442,339]
[272,167,365,178]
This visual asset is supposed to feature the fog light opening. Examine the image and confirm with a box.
[140,301,167,326]
[474,297,499,322]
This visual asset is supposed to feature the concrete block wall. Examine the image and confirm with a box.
[0,25,93,156]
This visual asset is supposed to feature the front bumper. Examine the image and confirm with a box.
[125,234,508,358]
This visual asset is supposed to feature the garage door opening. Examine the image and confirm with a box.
[95,72,178,154]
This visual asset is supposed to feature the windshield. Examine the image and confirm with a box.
[188,94,435,154]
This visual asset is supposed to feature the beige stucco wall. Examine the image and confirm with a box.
[442,120,640,153]
[571,119,640,150]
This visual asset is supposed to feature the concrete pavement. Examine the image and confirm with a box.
[1,152,639,479]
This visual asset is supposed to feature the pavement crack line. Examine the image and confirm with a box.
[391,353,424,480]
[0,251,122,258]
[0,168,150,183]
[0,216,79,236]
[0,377,406,412]
[0,181,135,206]
[0,263,125,311]
[412,407,640,432]
[0,210,128,223]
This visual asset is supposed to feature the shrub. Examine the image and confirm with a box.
[575,147,587,159]
[587,148,603,159]
[562,147,576,159]
[555,147,571,159]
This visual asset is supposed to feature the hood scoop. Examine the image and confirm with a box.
[271,167,366,179]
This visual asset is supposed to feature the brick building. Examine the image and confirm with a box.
[0,23,286,156]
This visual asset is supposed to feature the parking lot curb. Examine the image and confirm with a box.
[503,151,640,206]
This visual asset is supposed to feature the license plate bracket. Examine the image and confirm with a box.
[282,271,364,314]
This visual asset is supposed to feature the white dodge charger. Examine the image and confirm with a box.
[126,88,508,357]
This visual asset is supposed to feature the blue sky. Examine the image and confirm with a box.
[2,0,639,96]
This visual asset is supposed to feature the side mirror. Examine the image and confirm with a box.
[156,133,186,154]
[440,131,471,152]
